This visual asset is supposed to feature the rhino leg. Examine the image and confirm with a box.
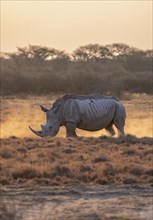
[113,118,125,137]
[105,124,115,136]
[66,122,77,137]
[118,128,125,137]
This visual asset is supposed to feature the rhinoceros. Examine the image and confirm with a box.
[29,94,126,137]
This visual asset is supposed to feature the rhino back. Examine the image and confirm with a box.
[77,99,116,121]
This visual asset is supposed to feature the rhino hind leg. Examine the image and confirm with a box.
[66,122,77,137]
[105,124,115,136]
[113,117,125,137]
[117,126,125,137]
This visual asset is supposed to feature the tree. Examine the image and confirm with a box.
[72,44,112,61]
[145,50,153,58]
[106,43,137,59]
[8,45,70,61]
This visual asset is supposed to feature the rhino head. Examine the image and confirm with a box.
[29,105,60,137]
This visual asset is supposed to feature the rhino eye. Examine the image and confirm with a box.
[49,126,52,129]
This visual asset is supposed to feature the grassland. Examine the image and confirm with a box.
[0,135,153,186]
[0,94,153,187]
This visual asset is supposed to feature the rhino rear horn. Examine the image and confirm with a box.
[40,105,49,112]
[41,124,45,129]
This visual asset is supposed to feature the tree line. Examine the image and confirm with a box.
[1,43,152,97]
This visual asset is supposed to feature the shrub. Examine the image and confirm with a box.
[122,149,136,156]
[80,165,93,172]
[0,149,14,159]
[145,169,153,176]
[95,178,108,185]
[93,156,109,163]
[52,165,72,178]
[123,178,138,184]
[12,167,40,179]
[129,167,143,176]
[103,166,118,176]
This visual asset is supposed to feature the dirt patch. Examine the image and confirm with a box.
[1,185,152,220]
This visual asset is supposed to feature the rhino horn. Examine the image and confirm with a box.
[40,105,49,112]
[29,126,43,137]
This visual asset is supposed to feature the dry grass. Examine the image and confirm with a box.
[0,135,152,187]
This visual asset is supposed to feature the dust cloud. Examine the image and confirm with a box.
[0,96,152,138]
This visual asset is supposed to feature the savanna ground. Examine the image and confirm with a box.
[0,94,153,220]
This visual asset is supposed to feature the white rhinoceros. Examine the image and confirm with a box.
[29,94,126,137]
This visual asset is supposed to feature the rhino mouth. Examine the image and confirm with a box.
[29,126,45,137]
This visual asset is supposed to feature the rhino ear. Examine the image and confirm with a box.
[40,105,49,112]
[53,104,61,113]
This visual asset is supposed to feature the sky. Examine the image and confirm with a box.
[1,0,152,53]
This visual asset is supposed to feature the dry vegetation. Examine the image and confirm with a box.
[0,135,153,187]
[1,44,152,96]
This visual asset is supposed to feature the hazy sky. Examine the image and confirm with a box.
[1,0,152,53]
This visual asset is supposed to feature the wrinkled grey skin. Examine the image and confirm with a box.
[29,94,126,137]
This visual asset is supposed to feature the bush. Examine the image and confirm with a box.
[1,43,152,96]
[12,167,40,179]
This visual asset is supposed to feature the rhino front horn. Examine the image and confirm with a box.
[29,126,43,137]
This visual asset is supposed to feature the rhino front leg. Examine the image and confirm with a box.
[65,122,77,137]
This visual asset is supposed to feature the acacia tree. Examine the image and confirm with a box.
[106,43,138,59]
[72,43,144,61]
[72,44,112,61]
[8,45,70,61]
